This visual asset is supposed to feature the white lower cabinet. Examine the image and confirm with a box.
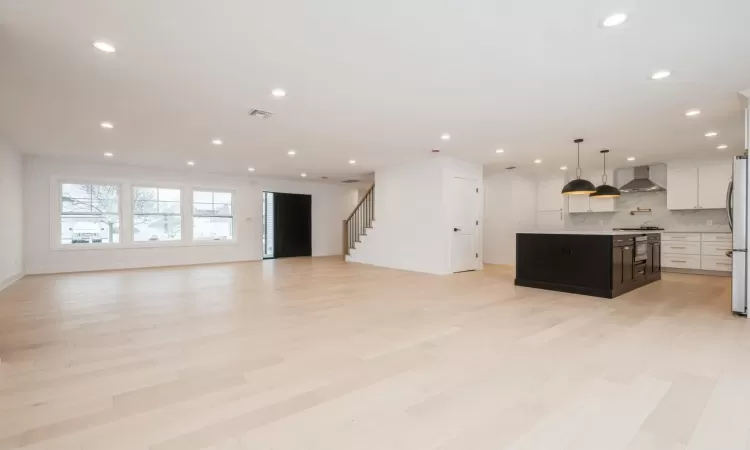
[663,254,702,270]
[702,255,732,272]
[661,232,731,273]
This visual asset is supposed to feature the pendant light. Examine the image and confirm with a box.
[561,138,596,195]
[590,149,621,198]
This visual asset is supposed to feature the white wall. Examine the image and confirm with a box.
[0,140,24,289]
[351,157,482,275]
[24,156,350,274]
[483,173,537,265]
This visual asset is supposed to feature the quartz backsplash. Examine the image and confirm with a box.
[565,191,730,232]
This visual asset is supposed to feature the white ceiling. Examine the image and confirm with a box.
[0,0,748,181]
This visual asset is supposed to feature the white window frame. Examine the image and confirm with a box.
[51,179,239,251]
[131,185,185,246]
[191,188,237,245]
[53,179,124,251]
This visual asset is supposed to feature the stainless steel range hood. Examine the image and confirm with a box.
[619,166,666,193]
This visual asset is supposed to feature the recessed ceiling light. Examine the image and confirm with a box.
[560,166,568,170]
[685,109,701,117]
[440,133,451,141]
[287,150,296,156]
[651,70,671,80]
[602,13,627,27]
[705,131,718,137]
[271,88,286,98]
[717,145,728,150]
[212,139,223,145]
[100,122,114,129]
[495,149,504,154]
[349,160,356,165]
[627,157,636,161]
[187,161,195,166]
[103,152,113,157]
[93,41,116,53]
[248,167,255,172]
[300,173,307,177]
[534,159,542,164]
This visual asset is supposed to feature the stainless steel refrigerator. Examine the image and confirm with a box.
[730,155,748,315]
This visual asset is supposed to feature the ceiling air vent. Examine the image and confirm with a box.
[341,179,360,184]
[248,109,273,119]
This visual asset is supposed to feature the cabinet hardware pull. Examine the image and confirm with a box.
[671,246,686,249]
[671,259,687,263]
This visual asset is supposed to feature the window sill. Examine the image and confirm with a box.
[52,239,238,251]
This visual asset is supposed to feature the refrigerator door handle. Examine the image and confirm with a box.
[727,180,733,231]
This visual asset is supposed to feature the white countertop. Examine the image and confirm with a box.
[517,231,662,236]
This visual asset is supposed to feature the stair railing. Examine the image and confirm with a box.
[343,185,374,256]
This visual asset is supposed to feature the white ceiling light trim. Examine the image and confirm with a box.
[248,167,255,172]
[705,131,718,137]
[93,41,116,53]
[187,160,195,166]
[685,109,701,116]
[602,13,627,27]
[271,88,287,97]
[287,150,297,156]
[100,122,114,129]
[300,172,307,177]
[211,138,223,145]
[103,152,113,157]
[560,166,567,170]
[651,70,671,80]
[533,159,542,164]
[627,157,636,161]
[495,149,504,153]
[349,160,356,165]
[717,144,728,149]
[440,133,451,141]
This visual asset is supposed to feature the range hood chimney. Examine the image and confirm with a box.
[619,166,665,193]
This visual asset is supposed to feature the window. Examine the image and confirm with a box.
[133,187,182,242]
[60,183,120,245]
[193,190,234,241]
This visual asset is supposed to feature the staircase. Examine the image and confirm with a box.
[343,185,374,257]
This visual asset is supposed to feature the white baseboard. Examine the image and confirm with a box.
[0,272,24,292]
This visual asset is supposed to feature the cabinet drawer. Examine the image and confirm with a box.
[662,233,701,242]
[701,255,732,272]
[702,242,733,256]
[662,253,701,269]
[661,241,701,255]
[701,233,732,242]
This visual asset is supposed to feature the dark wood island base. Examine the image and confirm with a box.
[514,232,662,299]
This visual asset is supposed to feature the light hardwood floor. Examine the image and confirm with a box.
[0,257,747,450]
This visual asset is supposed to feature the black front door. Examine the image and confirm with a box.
[272,193,312,258]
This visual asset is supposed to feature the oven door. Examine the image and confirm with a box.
[634,239,648,263]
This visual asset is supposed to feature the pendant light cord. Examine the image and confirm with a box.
[602,151,607,184]
[576,141,582,179]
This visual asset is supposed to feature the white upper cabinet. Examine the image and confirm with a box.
[667,167,699,210]
[698,163,732,209]
[667,161,731,210]
[567,194,590,213]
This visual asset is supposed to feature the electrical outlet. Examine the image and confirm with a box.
[707,219,713,226]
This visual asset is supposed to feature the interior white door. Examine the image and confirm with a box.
[450,177,479,273]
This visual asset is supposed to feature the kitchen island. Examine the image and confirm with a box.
[515,231,661,298]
